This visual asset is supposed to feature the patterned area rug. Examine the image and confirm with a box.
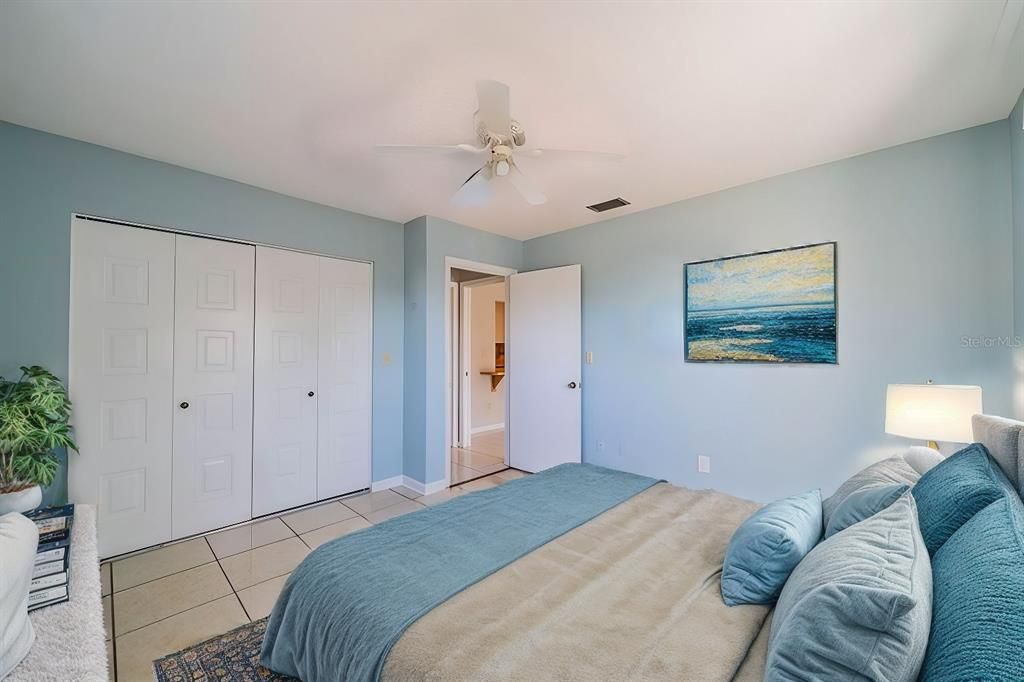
[153,618,295,681]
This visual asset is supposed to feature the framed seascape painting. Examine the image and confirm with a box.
[684,242,837,363]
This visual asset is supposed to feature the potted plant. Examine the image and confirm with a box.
[0,366,76,515]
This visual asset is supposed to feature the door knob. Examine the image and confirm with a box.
[179,401,189,409]
[567,382,577,389]
[308,391,315,397]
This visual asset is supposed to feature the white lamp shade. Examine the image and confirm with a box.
[885,384,983,443]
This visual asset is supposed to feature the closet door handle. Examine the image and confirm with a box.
[308,391,315,397]
[179,401,190,409]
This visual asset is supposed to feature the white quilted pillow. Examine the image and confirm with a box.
[903,445,945,476]
[0,513,38,677]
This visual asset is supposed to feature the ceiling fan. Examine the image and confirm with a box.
[377,80,623,207]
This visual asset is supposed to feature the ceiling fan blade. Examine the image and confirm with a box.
[523,148,625,161]
[475,80,511,137]
[451,166,495,207]
[507,161,547,206]
[376,143,488,155]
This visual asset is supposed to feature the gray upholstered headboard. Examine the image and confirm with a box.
[972,414,1024,493]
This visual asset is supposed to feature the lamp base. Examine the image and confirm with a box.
[926,440,940,451]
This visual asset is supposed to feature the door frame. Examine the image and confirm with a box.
[448,282,460,448]
[444,257,516,487]
[460,283,471,449]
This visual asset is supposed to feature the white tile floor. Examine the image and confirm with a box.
[100,467,529,681]
[451,428,507,485]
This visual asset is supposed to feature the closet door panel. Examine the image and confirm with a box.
[171,235,255,537]
[317,258,372,499]
[253,247,319,516]
[69,218,175,558]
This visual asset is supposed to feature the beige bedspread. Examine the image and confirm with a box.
[383,482,770,681]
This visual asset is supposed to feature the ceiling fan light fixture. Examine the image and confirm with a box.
[379,80,618,207]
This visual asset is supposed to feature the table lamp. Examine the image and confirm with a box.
[885,382,983,449]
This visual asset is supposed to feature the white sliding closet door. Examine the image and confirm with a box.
[69,218,175,558]
[317,257,372,499]
[253,247,319,516]
[171,236,255,537]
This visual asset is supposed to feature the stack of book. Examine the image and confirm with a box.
[24,504,74,612]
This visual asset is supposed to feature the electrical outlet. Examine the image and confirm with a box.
[697,455,711,474]
[586,351,593,364]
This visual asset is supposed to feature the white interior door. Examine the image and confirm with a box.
[508,264,582,472]
[316,257,371,499]
[69,218,175,557]
[253,247,319,516]
[171,235,255,537]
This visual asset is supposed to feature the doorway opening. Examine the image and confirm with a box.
[446,259,515,487]
[444,259,582,488]
[450,270,507,485]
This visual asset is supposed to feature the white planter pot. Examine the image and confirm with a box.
[0,486,42,516]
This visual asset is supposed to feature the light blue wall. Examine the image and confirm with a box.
[1011,90,1024,417]
[402,217,428,482]
[523,121,1014,502]
[0,122,406,506]
[5,110,1018,506]
[422,217,523,482]
[401,216,523,484]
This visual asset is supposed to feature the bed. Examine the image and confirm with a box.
[260,464,772,681]
[383,482,770,681]
[260,415,1024,682]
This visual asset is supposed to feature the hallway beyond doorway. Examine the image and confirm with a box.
[450,428,506,485]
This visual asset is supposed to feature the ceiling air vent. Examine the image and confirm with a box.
[586,197,631,213]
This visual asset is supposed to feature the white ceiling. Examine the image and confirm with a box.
[2,1,1022,240]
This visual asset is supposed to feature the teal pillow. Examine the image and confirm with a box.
[721,489,822,606]
[824,483,909,538]
[920,496,1024,680]
[912,443,1014,555]
[766,492,932,681]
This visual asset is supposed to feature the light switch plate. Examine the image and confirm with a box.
[697,455,711,473]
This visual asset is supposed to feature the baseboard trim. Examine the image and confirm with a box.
[400,476,448,496]
[471,423,505,435]
[370,475,404,492]
[423,479,448,495]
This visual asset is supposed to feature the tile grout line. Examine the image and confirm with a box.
[111,558,219,594]
[117,545,295,637]
[107,571,118,682]
[215,546,251,623]
[115,538,238,639]
[114,522,305,595]
[206,536,251,623]
[113,520,307,594]
[114,590,239,639]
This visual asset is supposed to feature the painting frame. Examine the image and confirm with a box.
[684,241,838,364]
